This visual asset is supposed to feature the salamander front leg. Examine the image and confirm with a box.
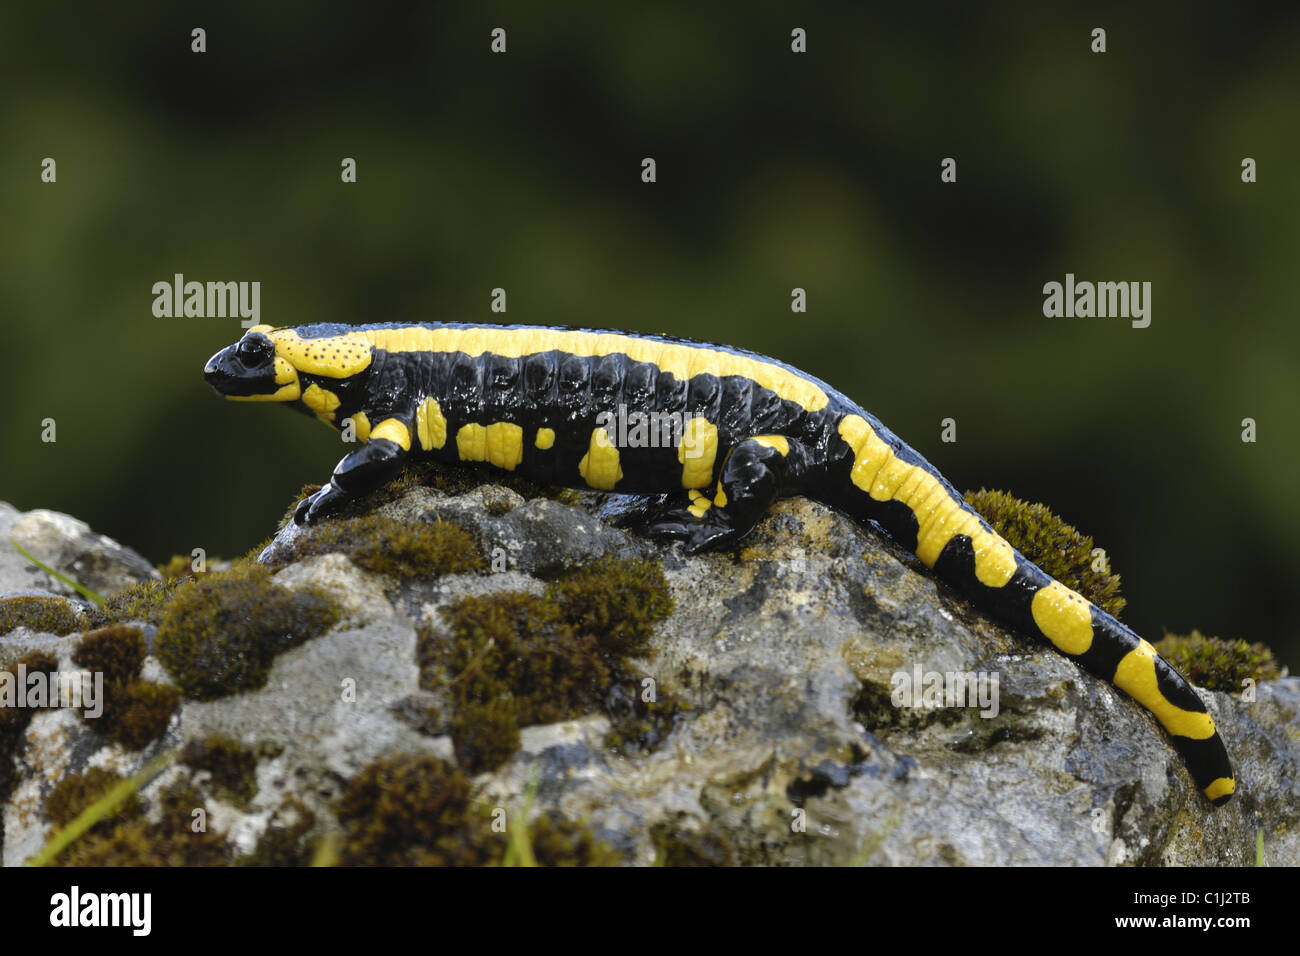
[294,436,407,525]
[645,435,808,554]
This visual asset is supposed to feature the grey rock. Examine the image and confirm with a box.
[0,503,157,598]
[2,485,1296,866]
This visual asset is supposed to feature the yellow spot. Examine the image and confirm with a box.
[714,483,727,508]
[838,414,1016,587]
[687,489,711,518]
[1030,582,1094,654]
[1113,640,1217,740]
[351,326,830,411]
[679,418,718,489]
[415,397,447,451]
[752,435,789,455]
[301,384,341,422]
[535,428,555,450]
[371,418,411,451]
[266,328,373,378]
[350,412,371,442]
[1204,777,1236,801]
[226,357,300,402]
[456,422,524,470]
[578,427,623,490]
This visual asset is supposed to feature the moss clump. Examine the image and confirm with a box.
[72,624,176,750]
[44,767,144,829]
[240,796,317,866]
[526,814,623,867]
[181,734,258,804]
[964,488,1126,618]
[1155,629,1284,693]
[154,563,339,700]
[97,680,179,750]
[547,557,674,655]
[277,514,485,579]
[419,557,674,774]
[0,595,83,636]
[336,754,618,866]
[337,755,496,866]
[449,698,521,775]
[157,554,199,582]
[72,625,145,686]
[52,782,230,866]
[90,576,190,627]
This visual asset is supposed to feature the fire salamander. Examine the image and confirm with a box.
[204,322,1235,805]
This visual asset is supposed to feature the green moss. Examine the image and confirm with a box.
[72,624,175,750]
[44,767,144,829]
[1154,629,1283,692]
[336,754,617,866]
[964,488,1126,618]
[72,625,145,686]
[277,514,485,579]
[449,698,521,775]
[154,563,339,700]
[419,557,674,774]
[525,814,622,866]
[651,820,735,867]
[90,576,190,627]
[545,557,674,655]
[96,680,179,750]
[0,595,83,636]
[157,554,199,582]
[181,734,258,804]
[52,782,230,866]
[337,755,496,866]
[239,796,317,866]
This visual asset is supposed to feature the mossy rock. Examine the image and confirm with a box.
[964,488,1126,617]
[181,734,259,804]
[0,595,83,636]
[51,782,230,866]
[1155,629,1283,692]
[417,557,673,774]
[276,514,485,578]
[336,754,619,866]
[72,625,146,686]
[154,563,339,700]
[44,767,144,830]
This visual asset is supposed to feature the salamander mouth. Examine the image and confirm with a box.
[203,343,300,401]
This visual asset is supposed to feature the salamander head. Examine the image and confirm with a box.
[204,326,302,402]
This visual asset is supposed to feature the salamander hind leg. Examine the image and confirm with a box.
[644,435,808,554]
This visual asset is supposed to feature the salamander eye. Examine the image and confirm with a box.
[236,335,273,366]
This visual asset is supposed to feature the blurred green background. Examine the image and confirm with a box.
[1,3,1296,666]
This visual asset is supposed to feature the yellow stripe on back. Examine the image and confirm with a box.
[1030,582,1094,654]
[356,326,830,412]
[1112,640,1217,740]
[838,414,1017,587]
